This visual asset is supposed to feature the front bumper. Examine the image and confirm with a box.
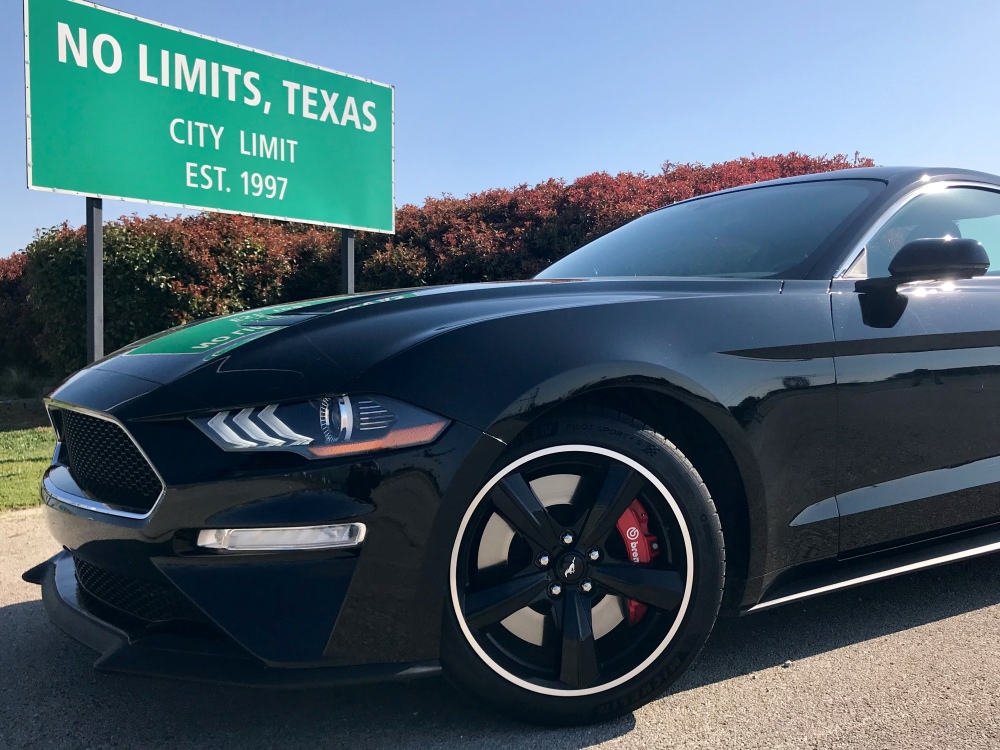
[29,551,440,687]
[28,369,509,680]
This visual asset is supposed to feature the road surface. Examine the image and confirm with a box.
[3,507,999,749]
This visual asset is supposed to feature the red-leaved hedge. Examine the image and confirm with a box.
[0,252,43,374]
[3,152,873,377]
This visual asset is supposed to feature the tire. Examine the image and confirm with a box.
[442,407,725,725]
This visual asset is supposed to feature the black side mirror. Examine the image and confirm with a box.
[858,237,989,291]
[889,237,989,281]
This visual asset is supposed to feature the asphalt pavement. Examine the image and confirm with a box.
[3,506,1000,749]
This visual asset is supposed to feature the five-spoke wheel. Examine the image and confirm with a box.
[452,443,694,694]
[442,410,724,724]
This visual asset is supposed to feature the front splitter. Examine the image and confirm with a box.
[28,551,441,689]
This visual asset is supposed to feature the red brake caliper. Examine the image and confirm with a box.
[614,499,659,624]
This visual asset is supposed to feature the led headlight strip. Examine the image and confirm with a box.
[307,422,447,457]
[190,395,449,460]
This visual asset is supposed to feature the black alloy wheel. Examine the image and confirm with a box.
[443,409,725,725]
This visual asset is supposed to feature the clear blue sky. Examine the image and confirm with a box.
[3,0,1000,255]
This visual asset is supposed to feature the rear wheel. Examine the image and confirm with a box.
[442,409,725,725]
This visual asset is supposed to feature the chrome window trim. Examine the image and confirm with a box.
[44,399,166,520]
[833,179,1000,279]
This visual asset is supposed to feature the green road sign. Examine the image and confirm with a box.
[24,0,394,232]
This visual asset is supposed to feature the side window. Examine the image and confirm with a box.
[865,187,1000,278]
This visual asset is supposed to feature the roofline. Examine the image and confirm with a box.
[659,166,1000,211]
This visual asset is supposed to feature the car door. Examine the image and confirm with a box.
[832,183,1000,554]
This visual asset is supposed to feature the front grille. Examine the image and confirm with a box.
[59,409,163,513]
[74,557,205,624]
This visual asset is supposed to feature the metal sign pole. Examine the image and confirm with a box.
[340,229,355,294]
[85,196,103,362]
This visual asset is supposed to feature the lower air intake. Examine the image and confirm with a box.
[74,557,205,624]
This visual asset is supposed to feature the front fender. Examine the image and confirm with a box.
[347,288,838,594]
[480,365,771,590]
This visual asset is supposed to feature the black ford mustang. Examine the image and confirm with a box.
[24,166,1000,724]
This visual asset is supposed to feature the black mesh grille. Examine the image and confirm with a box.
[74,557,205,624]
[60,410,162,513]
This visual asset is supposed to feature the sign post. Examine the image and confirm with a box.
[24,0,395,360]
[84,197,102,361]
[340,229,355,295]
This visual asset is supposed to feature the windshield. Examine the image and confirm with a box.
[536,179,883,279]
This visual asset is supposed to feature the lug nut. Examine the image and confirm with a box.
[537,554,550,567]
[561,532,574,546]
[588,548,601,561]
[549,583,563,597]
[581,580,593,593]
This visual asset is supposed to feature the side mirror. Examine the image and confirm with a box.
[889,237,989,281]
[858,237,989,290]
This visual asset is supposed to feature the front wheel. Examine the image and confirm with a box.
[442,409,725,725]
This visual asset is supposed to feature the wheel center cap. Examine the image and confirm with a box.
[556,552,586,582]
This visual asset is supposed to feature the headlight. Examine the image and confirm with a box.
[190,395,449,459]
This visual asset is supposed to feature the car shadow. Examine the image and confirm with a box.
[2,552,999,749]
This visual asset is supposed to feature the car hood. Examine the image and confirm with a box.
[55,278,782,417]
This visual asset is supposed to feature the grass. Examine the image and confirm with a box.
[0,427,55,511]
